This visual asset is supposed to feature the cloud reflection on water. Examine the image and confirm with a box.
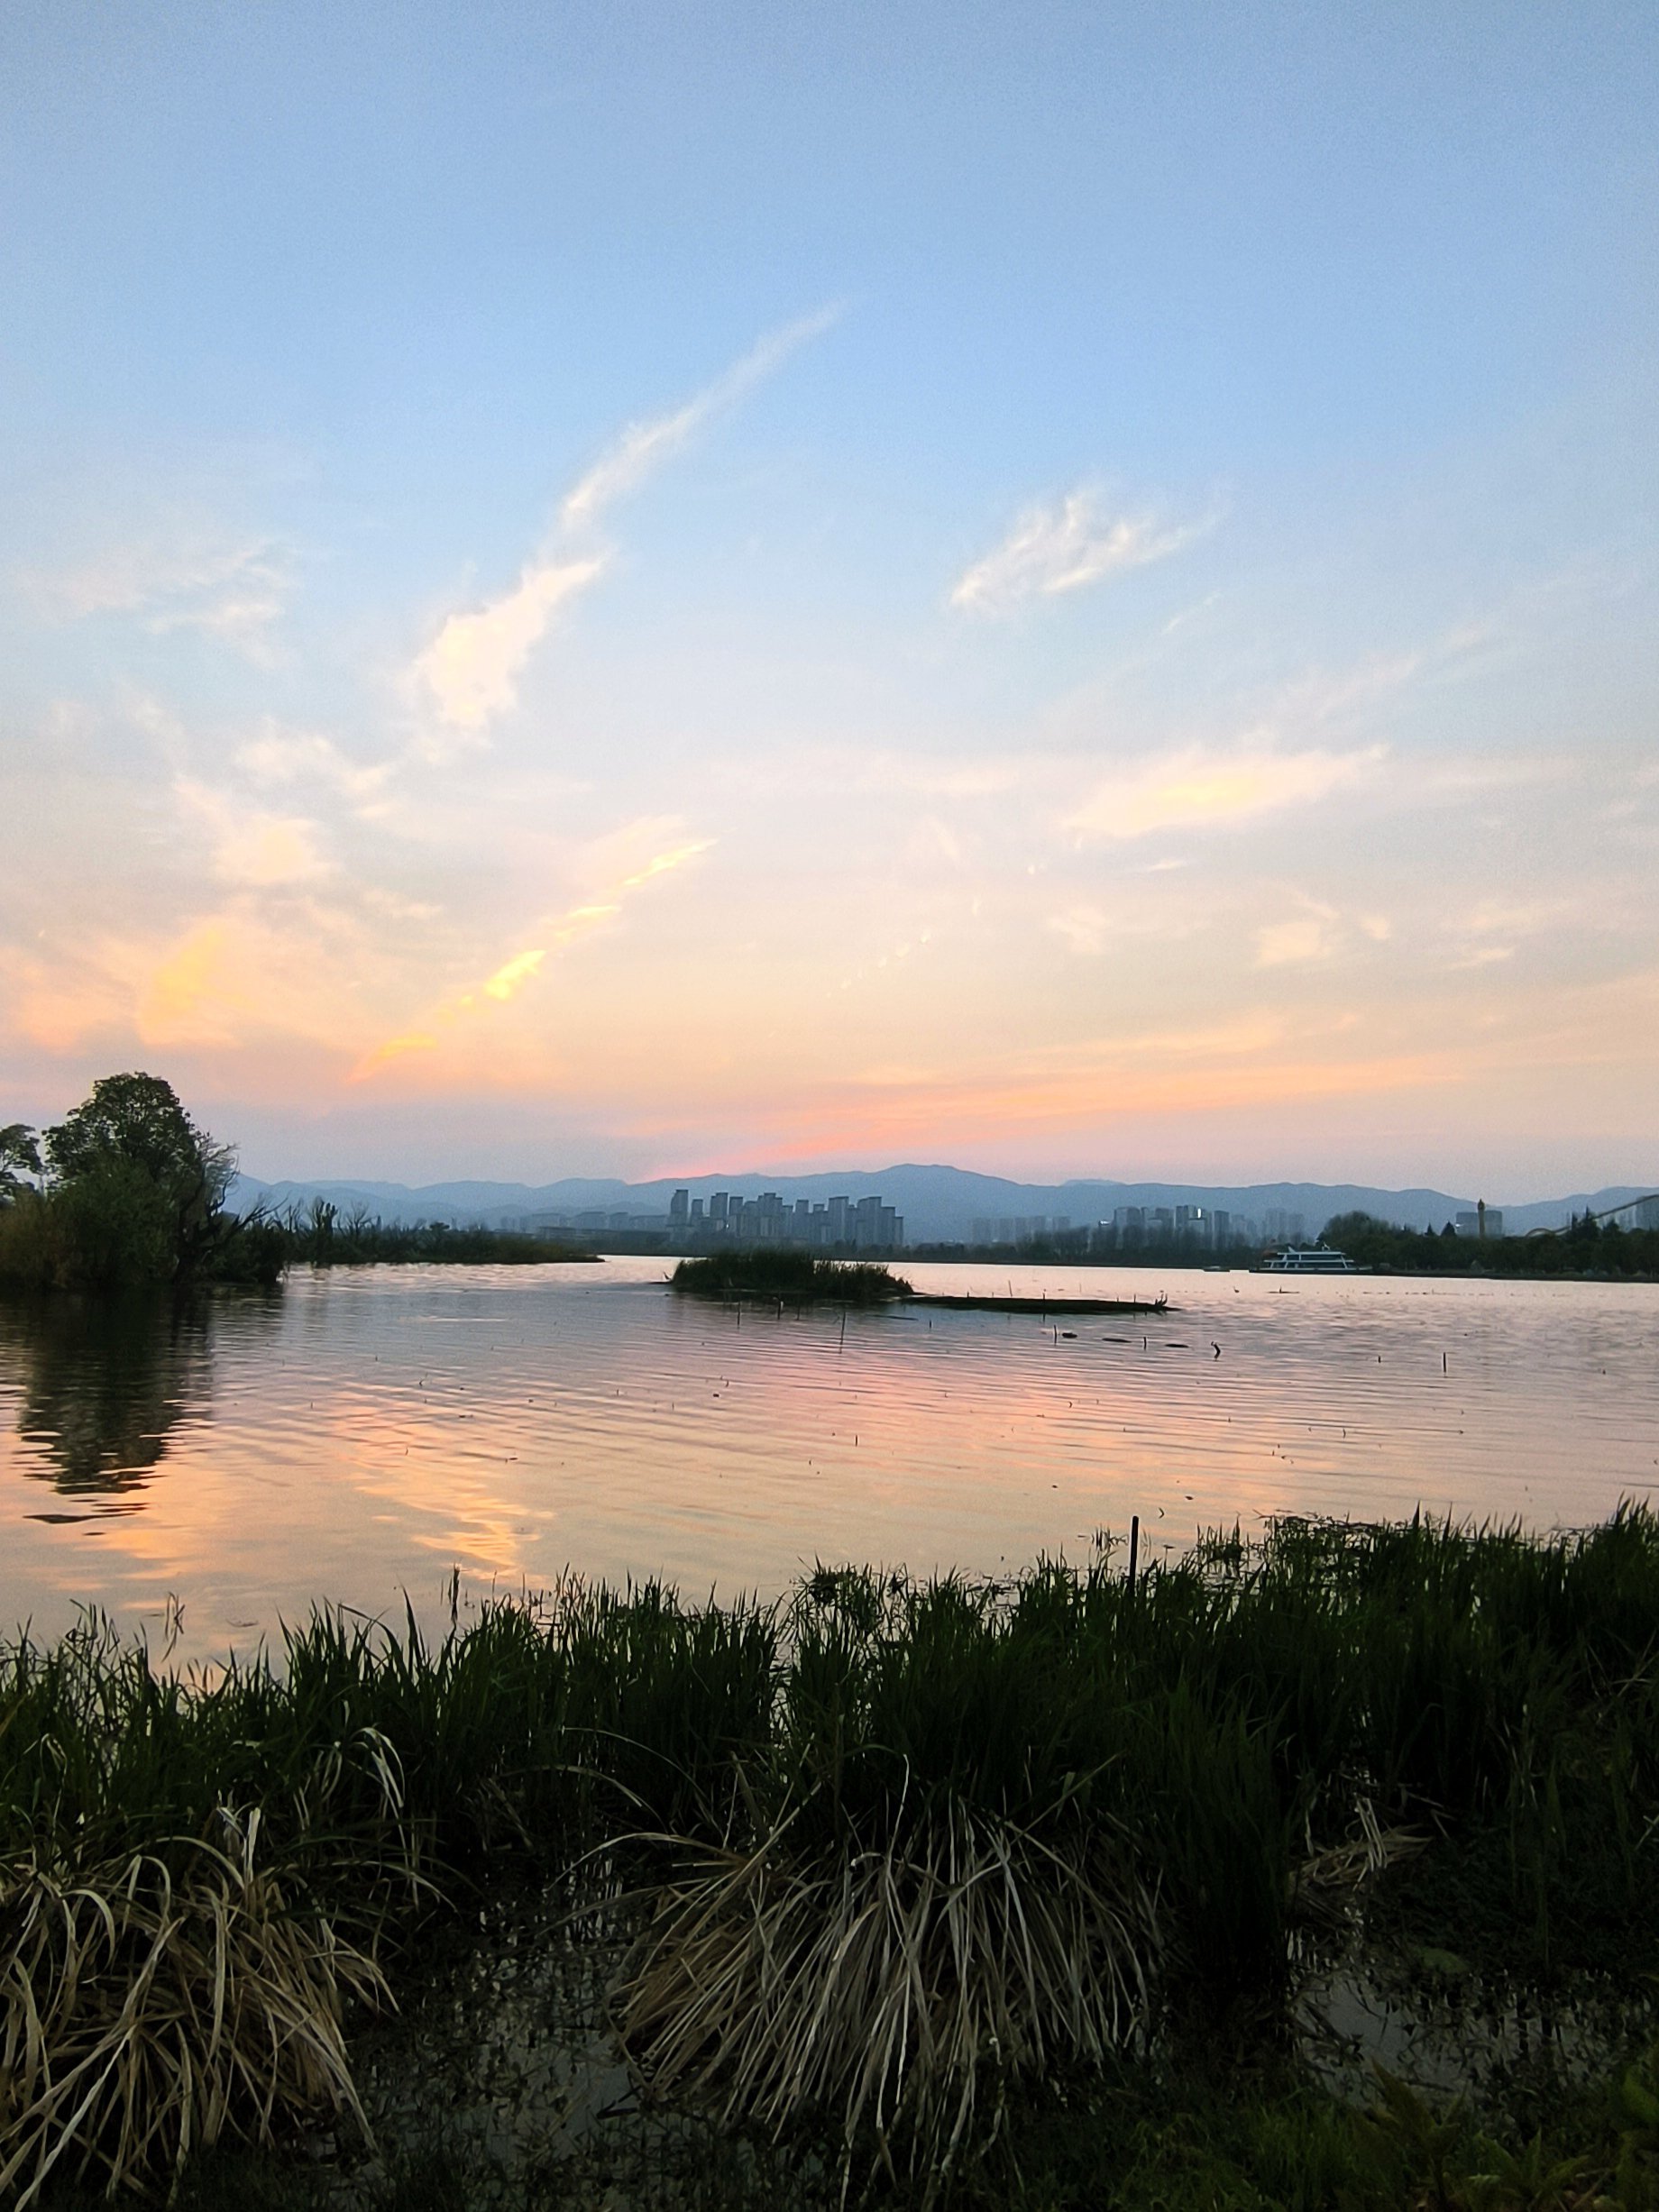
[1,1262,1656,1665]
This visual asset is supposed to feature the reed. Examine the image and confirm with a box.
[616,1795,1155,2190]
[2,1510,1655,2195]
[0,1816,387,2208]
[258,1199,591,1268]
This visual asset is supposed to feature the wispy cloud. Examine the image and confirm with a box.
[559,306,840,532]
[481,947,547,1001]
[174,777,333,888]
[615,838,715,891]
[1044,893,1206,958]
[1068,744,1384,841]
[233,727,397,809]
[1047,905,1116,957]
[951,488,1210,615]
[351,834,713,1078]
[412,555,606,736]
[26,537,294,661]
[413,306,840,737]
[1254,911,1336,967]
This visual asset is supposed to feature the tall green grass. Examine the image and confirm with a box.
[4,1511,1657,2193]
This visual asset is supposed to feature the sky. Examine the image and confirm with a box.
[2,2,1656,1199]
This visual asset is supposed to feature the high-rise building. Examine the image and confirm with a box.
[1455,1206,1504,1239]
[649,1184,904,1248]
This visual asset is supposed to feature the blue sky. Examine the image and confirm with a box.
[2,2,1655,1195]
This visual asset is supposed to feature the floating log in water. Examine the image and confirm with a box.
[901,1292,1169,1315]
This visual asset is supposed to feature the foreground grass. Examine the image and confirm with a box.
[5,1511,1658,2201]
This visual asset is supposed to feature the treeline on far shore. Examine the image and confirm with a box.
[909,1209,1659,1279]
[1321,1208,1659,1280]
[0,1073,591,1295]
[249,1200,591,1272]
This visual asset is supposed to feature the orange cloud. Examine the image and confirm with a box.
[349,838,713,1082]
[482,948,547,1001]
[1069,745,1383,840]
[139,922,247,1045]
[749,1047,1463,1163]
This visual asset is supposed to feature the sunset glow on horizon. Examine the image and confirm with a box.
[3,5,1655,1199]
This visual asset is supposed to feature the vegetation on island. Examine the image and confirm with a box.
[3,1510,1657,2203]
[670,1248,912,1303]
[1323,1208,1659,1279]
[0,1074,591,1295]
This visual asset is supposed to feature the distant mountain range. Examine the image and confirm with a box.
[229,1165,1659,1244]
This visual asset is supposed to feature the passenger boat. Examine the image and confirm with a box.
[1258,1243,1356,1274]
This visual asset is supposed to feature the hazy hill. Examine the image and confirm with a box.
[230,1165,1658,1244]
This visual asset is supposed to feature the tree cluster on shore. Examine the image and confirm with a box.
[2,1513,1656,2204]
[0,1074,284,1293]
[1322,1208,1659,1279]
[0,1074,590,1294]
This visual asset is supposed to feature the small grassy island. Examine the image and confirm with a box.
[668,1253,1169,1315]
[669,1248,913,1303]
[3,1513,1657,2207]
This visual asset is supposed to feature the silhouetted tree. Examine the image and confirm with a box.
[0,1123,41,1202]
[0,1074,258,1290]
[40,1074,236,1286]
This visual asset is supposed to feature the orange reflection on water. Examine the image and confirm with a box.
[3,1260,1657,1666]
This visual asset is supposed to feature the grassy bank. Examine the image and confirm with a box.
[4,1512,1658,2202]
[0,1190,591,1292]
[670,1250,912,1302]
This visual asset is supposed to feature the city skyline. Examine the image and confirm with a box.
[225,1158,1658,1248]
[3,5,1655,1194]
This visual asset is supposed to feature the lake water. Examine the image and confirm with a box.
[2,1259,1656,1663]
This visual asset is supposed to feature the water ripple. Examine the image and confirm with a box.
[2,1260,1655,1660]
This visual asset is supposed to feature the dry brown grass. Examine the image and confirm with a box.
[1290,1797,1428,1942]
[615,1797,1157,2189]
[0,1810,389,2207]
